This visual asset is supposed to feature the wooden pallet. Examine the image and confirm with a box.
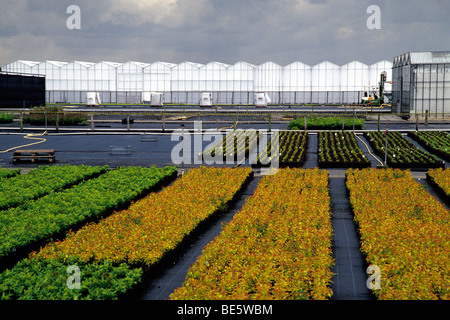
[13,149,56,163]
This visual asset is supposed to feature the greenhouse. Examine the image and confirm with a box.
[1,59,393,105]
[393,51,450,116]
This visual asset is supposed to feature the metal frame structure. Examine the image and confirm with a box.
[393,51,450,117]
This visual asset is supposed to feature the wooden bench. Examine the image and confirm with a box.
[13,149,56,163]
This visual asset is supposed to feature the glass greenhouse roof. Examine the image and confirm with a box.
[394,51,450,67]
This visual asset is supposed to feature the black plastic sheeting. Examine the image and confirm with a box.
[329,177,373,300]
[0,131,448,169]
[0,134,191,168]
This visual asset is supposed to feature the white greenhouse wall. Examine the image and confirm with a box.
[117,61,149,92]
[199,62,230,92]
[227,62,256,92]
[311,61,341,104]
[91,62,121,92]
[340,61,370,91]
[282,62,312,92]
[254,62,282,92]
[143,62,175,93]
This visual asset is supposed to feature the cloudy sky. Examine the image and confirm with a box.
[0,0,449,67]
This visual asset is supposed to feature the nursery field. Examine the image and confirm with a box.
[0,130,449,302]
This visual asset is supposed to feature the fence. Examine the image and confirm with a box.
[46,90,373,105]
[2,108,449,135]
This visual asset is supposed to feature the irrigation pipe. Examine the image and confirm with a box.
[0,131,48,154]
[220,121,239,130]
[234,157,246,168]
[353,132,384,166]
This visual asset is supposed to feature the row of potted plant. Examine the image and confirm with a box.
[255,131,308,168]
[0,256,142,300]
[408,131,450,162]
[201,130,259,162]
[364,131,444,168]
[33,167,252,266]
[346,168,450,300]
[0,164,108,210]
[171,168,334,300]
[426,168,450,204]
[287,116,365,130]
[318,132,370,168]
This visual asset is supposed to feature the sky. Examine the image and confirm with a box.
[0,0,449,67]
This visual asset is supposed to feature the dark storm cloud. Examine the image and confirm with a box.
[0,0,449,67]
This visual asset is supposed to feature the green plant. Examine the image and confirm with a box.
[408,131,450,162]
[287,116,365,130]
[0,167,21,179]
[0,257,142,300]
[25,106,88,126]
[364,131,444,168]
[318,132,370,168]
[0,113,14,124]
[0,165,107,210]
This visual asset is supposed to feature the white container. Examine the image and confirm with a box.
[143,92,164,107]
[86,92,101,106]
[142,92,151,104]
[200,92,212,107]
[254,92,271,107]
